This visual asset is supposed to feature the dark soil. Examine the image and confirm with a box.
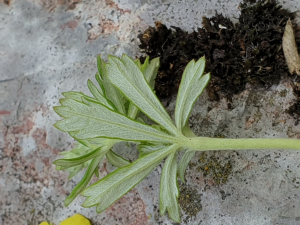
[138,0,300,110]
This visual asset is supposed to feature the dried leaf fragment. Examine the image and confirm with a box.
[283,19,300,75]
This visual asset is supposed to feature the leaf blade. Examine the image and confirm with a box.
[160,151,180,222]
[53,147,101,169]
[62,91,86,102]
[54,98,173,143]
[175,57,210,130]
[64,151,106,206]
[178,149,195,182]
[87,79,114,109]
[81,145,178,211]
[106,55,178,135]
[127,57,160,119]
[106,149,130,168]
[143,57,160,89]
[96,56,126,114]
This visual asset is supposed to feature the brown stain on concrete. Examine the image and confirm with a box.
[88,17,119,41]
[1,107,69,224]
[0,110,11,115]
[105,189,149,225]
[1,0,11,6]
[87,0,132,41]
[60,20,78,30]
[105,0,131,14]
[2,107,63,184]
[34,0,82,12]
[101,19,119,34]
[12,120,35,135]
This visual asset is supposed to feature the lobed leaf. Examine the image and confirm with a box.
[81,145,178,211]
[106,149,130,168]
[134,56,159,89]
[127,57,160,119]
[134,56,149,72]
[53,54,214,223]
[143,57,159,89]
[137,143,167,158]
[96,56,126,114]
[64,151,106,206]
[56,142,93,178]
[160,152,180,222]
[56,151,89,179]
[67,164,84,179]
[53,147,102,170]
[87,79,115,110]
[106,54,178,135]
[62,91,86,102]
[175,57,210,130]
[178,149,195,182]
[54,98,172,143]
[94,165,100,178]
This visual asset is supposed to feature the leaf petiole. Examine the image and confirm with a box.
[184,137,300,152]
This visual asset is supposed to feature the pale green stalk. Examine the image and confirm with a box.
[184,137,300,151]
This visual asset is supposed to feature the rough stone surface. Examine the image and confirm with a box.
[0,0,300,224]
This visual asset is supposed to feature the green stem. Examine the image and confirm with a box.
[185,137,300,151]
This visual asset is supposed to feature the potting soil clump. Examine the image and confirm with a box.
[138,0,300,109]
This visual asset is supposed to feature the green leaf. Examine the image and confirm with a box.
[106,54,178,136]
[53,147,102,169]
[178,149,195,182]
[62,91,86,102]
[133,56,159,89]
[81,144,178,211]
[61,91,104,109]
[56,142,95,178]
[143,57,159,89]
[106,149,130,168]
[137,143,166,158]
[57,152,87,179]
[175,57,210,130]
[67,164,84,179]
[134,56,149,72]
[87,79,115,110]
[96,55,126,114]
[127,57,160,119]
[94,165,100,178]
[83,138,114,147]
[59,142,91,156]
[160,152,180,222]
[136,116,146,124]
[64,151,106,206]
[54,98,172,142]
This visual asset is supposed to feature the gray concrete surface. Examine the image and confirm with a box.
[1,0,300,224]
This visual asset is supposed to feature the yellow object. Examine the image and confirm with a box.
[60,214,91,225]
[39,223,50,225]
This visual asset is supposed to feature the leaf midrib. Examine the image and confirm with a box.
[84,145,176,205]
[165,152,176,207]
[62,106,173,142]
[177,66,201,128]
[110,62,178,136]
